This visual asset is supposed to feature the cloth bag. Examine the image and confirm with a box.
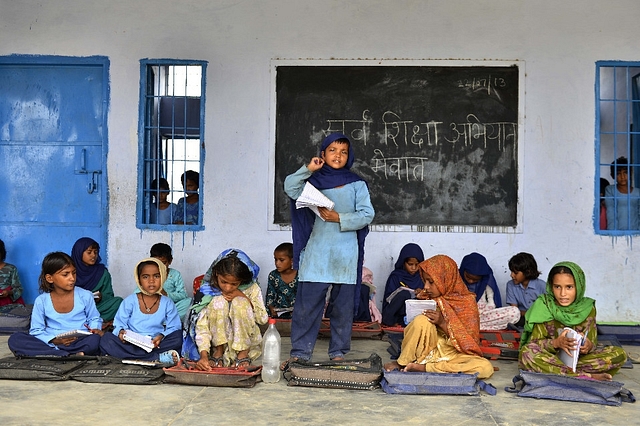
[505,370,636,406]
[381,370,496,396]
[284,353,383,390]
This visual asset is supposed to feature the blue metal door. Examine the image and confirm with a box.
[0,56,109,303]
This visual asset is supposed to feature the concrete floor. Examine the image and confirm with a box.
[0,334,638,426]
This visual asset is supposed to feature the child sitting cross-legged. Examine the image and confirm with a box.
[519,261,627,381]
[182,249,268,370]
[99,258,182,366]
[8,252,103,357]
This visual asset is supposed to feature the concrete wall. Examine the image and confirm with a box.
[2,0,638,321]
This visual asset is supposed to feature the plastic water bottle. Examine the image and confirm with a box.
[261,318,281,383]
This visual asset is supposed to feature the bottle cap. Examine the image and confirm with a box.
[269,318,277,325]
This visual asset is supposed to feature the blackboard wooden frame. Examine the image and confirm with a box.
[268,59,525,233]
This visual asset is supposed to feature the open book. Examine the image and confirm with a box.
[296,182,335,220]
[55,329,93,339]
[123,330,155,353]
[558,327,584,372]
[405,299,437,324]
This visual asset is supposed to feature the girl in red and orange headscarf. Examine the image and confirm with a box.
[383,255,494,379]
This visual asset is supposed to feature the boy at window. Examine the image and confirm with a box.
[604,157,640,230]
[174,170,200,225]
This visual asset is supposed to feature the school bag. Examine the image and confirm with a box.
[505,370,636,406]
[0,355,88,381]
[69,356,166,385]
[381,370,497,396]
[163,359,263,388]
[283,353,383,390]
[0,304,32,334]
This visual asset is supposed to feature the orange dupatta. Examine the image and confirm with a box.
[419,255,483,357]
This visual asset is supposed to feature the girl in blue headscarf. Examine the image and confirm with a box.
[182,249,268,369]
[459,252,520,330]
[283,132,375,367]
[381,243,425,326]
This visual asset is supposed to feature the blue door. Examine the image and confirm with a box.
[0,56,109,303]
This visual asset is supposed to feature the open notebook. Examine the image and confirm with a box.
[55,329,92,339]
[123,330,155,353]
[296,182,335,220]
[405,299,437,324]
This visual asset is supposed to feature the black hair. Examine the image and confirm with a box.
[181,170,200,190]
[137,260,160,279]
[610,156,629,179]
[600,177,609,197]
[151,177,170,191]
[39,252,75,293]
[547,264,574,284]
[211,252,253,289]
[274,242,293,258]
[150,243,173,262]
[333,138,350,146]
[0,239,6,262]
[508,252,540,280]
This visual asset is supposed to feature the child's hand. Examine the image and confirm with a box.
[579,336,594,354]
[317,207,339,223]
[152,334,164,348]
[195,351,212,371]
[94,291,103,303]
[51,337,78,346]
[222,288,247,302]
[268,305,277,318]
[119,329,127,342]
[307,157,325,172]
[423,308,445,329]
[90,328,104,337]
[415,288,429,300]
[554,329,579,356]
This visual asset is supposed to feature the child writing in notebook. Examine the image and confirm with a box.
[459,252,520,330]
[100,258,182,366]
[266,242,298,319]
[282,132,374,367]
[8,252,103,356]
[519,261,627,381]
[182,249,268,370]
[381,243,425,327]
[139,243,191,321]
[505,252,546,328]
[71,237,122,323]
[0,239,25,306]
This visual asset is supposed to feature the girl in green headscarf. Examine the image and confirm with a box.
[519,261,627,381]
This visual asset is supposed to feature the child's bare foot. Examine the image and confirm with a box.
[73,352,85,356]
[384,361,403,371]
[280,357,299,371]
[235,350,251,369]
[331,356,344,361]
[590,373,613,381]
[403,362,426,372]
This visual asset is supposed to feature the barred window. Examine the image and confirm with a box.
[137,60,206,229]
[596,62,640,234]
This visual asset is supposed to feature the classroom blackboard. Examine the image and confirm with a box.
[273,65,519,228]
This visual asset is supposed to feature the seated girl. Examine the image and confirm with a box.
[519,261,627,381]
[0,239,25,306]
[459,252,520,330]
[182,249,268,370]
[381,243,425,326]
[100,258,182,366]
[142,243,191,322]
[383,254,494,379]
[266,242,298,319]
[8,252,103,356]
[71,237,123,323]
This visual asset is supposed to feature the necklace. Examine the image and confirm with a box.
[140,294,159,313]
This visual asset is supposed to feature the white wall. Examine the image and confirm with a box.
[2,0,639,321]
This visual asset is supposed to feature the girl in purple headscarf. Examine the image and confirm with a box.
[459,252,520,330]
[71,237,122,322]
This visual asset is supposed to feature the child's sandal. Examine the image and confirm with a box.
[280,357,300,372]
[235,357,252,369]
[158,350,179,367]
[210,356,224,368]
